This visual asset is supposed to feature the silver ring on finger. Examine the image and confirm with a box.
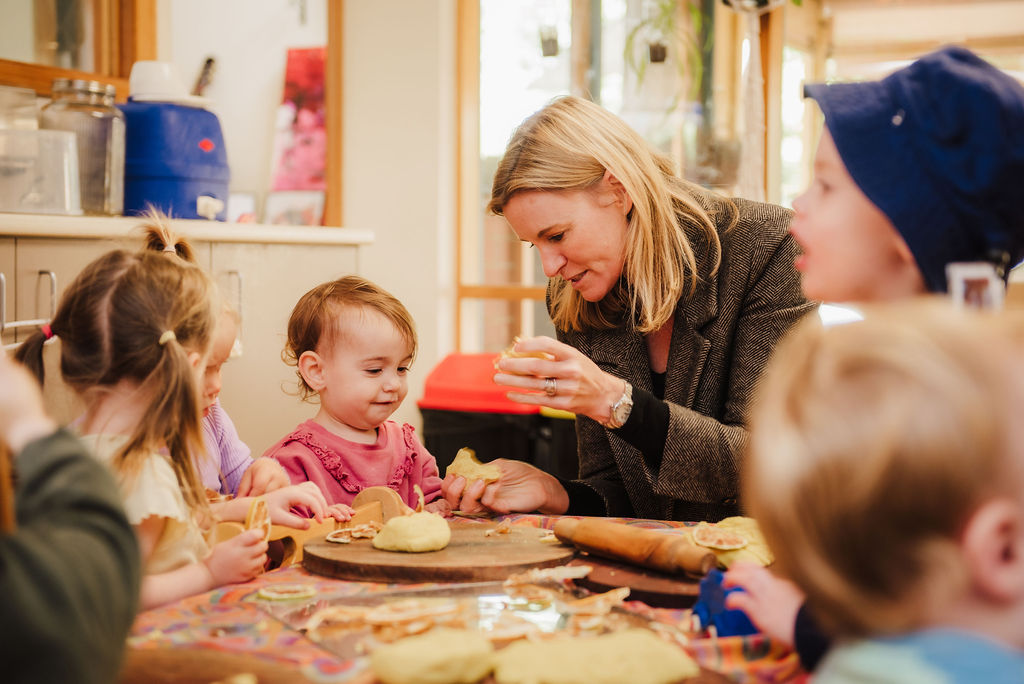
[544,376,558,397]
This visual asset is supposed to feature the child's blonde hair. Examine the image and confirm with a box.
[284,275,417,401]
[137,211,239,328]
[745,301,1024,638]
[15,249,217,514]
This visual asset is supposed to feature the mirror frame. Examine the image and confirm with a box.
[0,0,156,101]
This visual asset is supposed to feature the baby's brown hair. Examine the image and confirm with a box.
[284,276,417,401]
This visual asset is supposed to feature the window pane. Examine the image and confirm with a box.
[459,297,557,353]
[468,0,572,290]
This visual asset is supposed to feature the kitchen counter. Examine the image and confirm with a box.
[0,212,374,246]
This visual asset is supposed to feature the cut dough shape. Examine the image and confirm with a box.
[492,628,699,684]
[372,511,452,553]
[244,496,271,542]
[370,627,494,684]
[445,447,500,484]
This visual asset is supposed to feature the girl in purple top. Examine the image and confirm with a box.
[264,276,450,515]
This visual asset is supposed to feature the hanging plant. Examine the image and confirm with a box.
[624,0,705,101]
[539,24,559,57]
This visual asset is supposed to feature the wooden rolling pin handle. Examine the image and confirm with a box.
[553,517,715,576]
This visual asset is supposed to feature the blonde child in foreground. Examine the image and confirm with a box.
[264,276,450,515]
[743,303,1024,683]
[143,223,291,497]
[15,249,347,609]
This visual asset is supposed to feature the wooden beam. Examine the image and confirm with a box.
[0,58,129,100]
[456,0,481,351]
[118,0,158,76]
[832,34,1024,61]
[323,0,343,226]
[570,0,591,98]
[458,284,548,301]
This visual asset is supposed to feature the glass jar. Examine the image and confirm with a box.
[40,78,125,215]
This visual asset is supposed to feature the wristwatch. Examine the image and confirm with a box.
[602,380,633,429]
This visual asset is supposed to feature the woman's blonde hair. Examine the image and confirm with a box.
[488,95,724,333]
[745,301,1024,638]
[15,249,217,516]
[284,275,417,401]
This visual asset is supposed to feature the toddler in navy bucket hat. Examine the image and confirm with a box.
[791,45,1024,299]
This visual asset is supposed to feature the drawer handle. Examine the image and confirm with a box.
[0,270,58,333]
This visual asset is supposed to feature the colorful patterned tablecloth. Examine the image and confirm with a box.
[128,514,806,683]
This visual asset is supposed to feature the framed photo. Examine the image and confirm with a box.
[264,190,324,226]
[227,192,258,223]
[946,262,1005,311]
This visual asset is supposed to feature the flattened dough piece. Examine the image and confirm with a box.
[371,627,494,684]
[372,511,452,552]
[445,447,501,484]
[492,628,699,684]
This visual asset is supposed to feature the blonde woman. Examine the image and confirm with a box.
[443,95,814,522]
[743,303,1024,681]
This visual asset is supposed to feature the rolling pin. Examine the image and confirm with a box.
[553,517,716,577]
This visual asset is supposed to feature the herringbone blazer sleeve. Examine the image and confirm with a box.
[558,197,816,522]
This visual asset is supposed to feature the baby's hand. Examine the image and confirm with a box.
[425,498,453,518]
[237,458,291,497]
[722,562,805,647]
[204,529,267,586]
[326,503,354,522]
[264,481,331,527]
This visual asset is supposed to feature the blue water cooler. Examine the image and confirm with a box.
[118,101,230,220]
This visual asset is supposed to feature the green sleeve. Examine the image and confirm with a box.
[1,429,141,684]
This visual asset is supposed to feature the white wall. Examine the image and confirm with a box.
[157,0,456,431]
[341,0,456,428]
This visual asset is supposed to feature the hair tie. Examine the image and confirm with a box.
[158,330,176,346]
[41,323,54,340]
[163,244,177,254]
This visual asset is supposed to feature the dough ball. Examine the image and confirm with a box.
[370,627,494,684]
[492,628,699,684]
[372,511,451,552]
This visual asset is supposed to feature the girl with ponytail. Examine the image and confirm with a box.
[16,249,343,608]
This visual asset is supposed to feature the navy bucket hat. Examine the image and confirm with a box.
[804,45,1024,292]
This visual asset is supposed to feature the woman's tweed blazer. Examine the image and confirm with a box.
[556,194,816,522]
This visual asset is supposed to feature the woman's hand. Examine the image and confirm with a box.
[263,481,333,527]
[236,458,291,497]
[493,336,624,425]
[722,562,805,647]
[441,458,569,515]
[204,528,268,585]
[424,498,453,518]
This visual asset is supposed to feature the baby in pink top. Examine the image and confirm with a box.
[264,276,450,515]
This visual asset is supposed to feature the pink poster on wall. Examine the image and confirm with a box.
[268,46,326,224]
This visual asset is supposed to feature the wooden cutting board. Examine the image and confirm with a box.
[303,521,574,583]
[568,556,701,608]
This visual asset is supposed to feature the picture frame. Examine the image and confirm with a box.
[264,190,324,226]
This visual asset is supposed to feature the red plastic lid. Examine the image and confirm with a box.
[417,353,539,414]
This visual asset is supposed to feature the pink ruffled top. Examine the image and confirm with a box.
[262,419,443,508]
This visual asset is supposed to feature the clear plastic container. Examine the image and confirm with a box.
[0,130,81,215]
[40,78,125,215]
